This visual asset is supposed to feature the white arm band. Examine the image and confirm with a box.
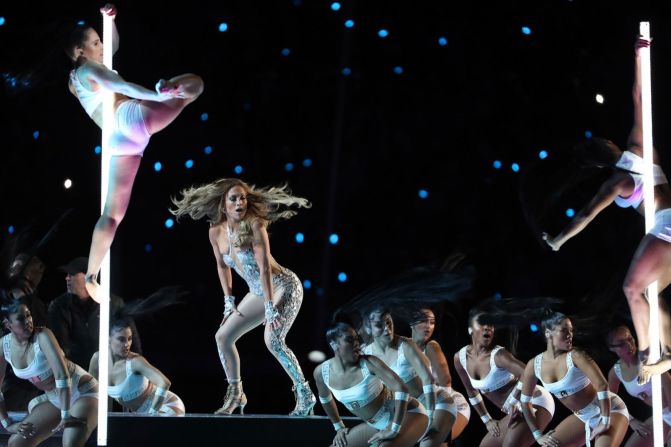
[480,414,491,423]
[56,378,72,388]
[61,409,70,419]
[532,429,542,440]
[391,422,401,433]
[319,394,333,404]
[520,394,532,403]
[1,418,12,429]
[394,391,410,401]
[423,384,437,394]
[597,390,609,400]
[600,416,610,426]
[333,420,345,431]
[469,394,483,405]
[155,387,168,397]
[516,381,524,390]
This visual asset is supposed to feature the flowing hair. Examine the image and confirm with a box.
[110,287,187,335]
[170,178,311,247]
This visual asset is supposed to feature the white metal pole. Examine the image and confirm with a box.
[639,21,663,447]
[97,13,114,446]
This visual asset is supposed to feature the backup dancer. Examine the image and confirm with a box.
[520,311,629,447]
[64,4,204,299]
[171,178,316,416]
[454,309,555,447]
[314,322,429,447]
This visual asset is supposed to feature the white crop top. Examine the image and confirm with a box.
[458,345,514,393]
[107,359,149,401]
[321,357,384,411]
[534,351,591,398]
[613,151,668,209]
[613,360,651,401]
[362,338,418,384]
[2,334,53,384]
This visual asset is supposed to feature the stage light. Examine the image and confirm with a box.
[154,161,162,172]
[393,66,403,75]
[33,131,39,139]
[94,145,102,154]
[341,67,352,76]
[302,158,313,167]
[521,26,532,35]
[566,208,575,218]
[329,233,339,244]
[494,292,502,300]
[285,162,295,171]
[585,130,592,138]
[204,146,213,155]
[539,150,548,159]
[308,350,326,363]
[303,279,312,289]
[378,29,389,38]
[295,232,305,243]
[185,159,194,169]
[64,179,72,189]
[281,48,291,56]
[234,165,243,174]
[77,20,85,26]
[330,2,341,11]
[493,160,502,169]
[200,112,209,121]
[418,189,428,199]
[438,37,448,46]
[218,22,228,32]
[8,226,14,234]
[338,272,347,282]
[530,324,539,332]
[164,218,174,229]
[0,17,6,26]
[511,163,520,172]
[595,94,604,104]
[144,244,153,253]
[344,19,355,28]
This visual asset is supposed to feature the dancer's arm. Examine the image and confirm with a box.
[542,175,630,251]
[88,351,99,378]
[0,345,16,433]
[520,360,557,446]
[494,348,527,415]
[453,351,501,437]
[425,340,452,387]
[313,364,349,447]
[131,356,171,413]
[251,220,280,329]
[209,227,238,325]
[366,355,411,444]
[572,350,611,435]
[404,339,438,419]
[100,3,119,56]
[81,62,166,101]
[626,37,652,154]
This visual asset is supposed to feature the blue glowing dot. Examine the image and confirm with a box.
[200,112,209,121]
[494,292,502,301]
[32,131,39,140]
[418,189,428,199]
[341,67,352,76]
[329,233,339,245]
[344,19,355,28]
[8,225,15,234]
[511,163,520,172]
[302,158,313,167]
[295,232,305,243]
[234,165,243,174]
[76,20,85,26]
[164,218,174,229]
[566,208,575,218]
[185,159,194,169]
[204,146,213,155]
[338,272,347,282]
[154,162,162,172]
[585,130,593,139]
[144,244,153,253]
[521,26,532,35]
[94,145,101,154]
[284,162,294,172]
[539,150,548,159]
[493,160,502,169]
[281,48,291,56]
[530,323,539,332]
[303,279,312,289]
[378,29,389,38]
[218,22,228,32]
[330,2,341,11]
[293,0,302,5]
[438,36,448,46]
[0,17,6,26]
[393,66,404,75]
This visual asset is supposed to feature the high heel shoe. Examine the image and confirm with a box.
[289,380,316,416]
[215,382,247,415]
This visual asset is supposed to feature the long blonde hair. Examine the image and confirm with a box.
[170,178,311,246]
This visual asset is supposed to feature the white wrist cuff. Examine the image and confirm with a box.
[520,394,532,403]
[155,387,167,397]
[480,414,491,424]
[391,422,401,433]
[61,410,70,419]
[516,381,523,390]
[532,429,542,440]
[597,390,609,400]
[1,418,12,429]
[319,394,333,404]
[394,391,409,401]
[423,384,436,394]
[56,378,72,388]
[469,394,483,405]
[333,420,345,431]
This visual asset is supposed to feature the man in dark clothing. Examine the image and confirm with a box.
[48,257,142,370]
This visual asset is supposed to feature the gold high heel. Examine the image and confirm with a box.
[215,382,247,415]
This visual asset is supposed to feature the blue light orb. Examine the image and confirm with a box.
[218,22,228,32]
[378,29,389,38]
[438,36,448,46]
[303,279,312,289]
[144,244,153,253]
[566,208,575,218]
[234,165,243,174]
[0,17,6,26]
[539,150,548,159]
[33,131,39,140]
[302,158,313,167]
[295,232,305,243]
[200,112,209,121]
[285,162,295,172]
[338,272,347,282]
[164,218,174,229]
[341,67,352,76]
[393,66,403,75]
[418,189,428,199]
[204,146,213,155]
[585,130,593,139]
[493,160,502,169]
[8,225,14,234]
[329,234,339,245]
[511,163,520,172]
[154,162,162,172]
[185,159,194,169]
[344,19,354,28]
[281,48,291,56]
[330,2,341,11]
[94,145,101,154]
[521,26,532,35]
[530,323,539,332]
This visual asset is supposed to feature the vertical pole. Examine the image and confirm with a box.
[97,13,114,446]
[639,21,663,447]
